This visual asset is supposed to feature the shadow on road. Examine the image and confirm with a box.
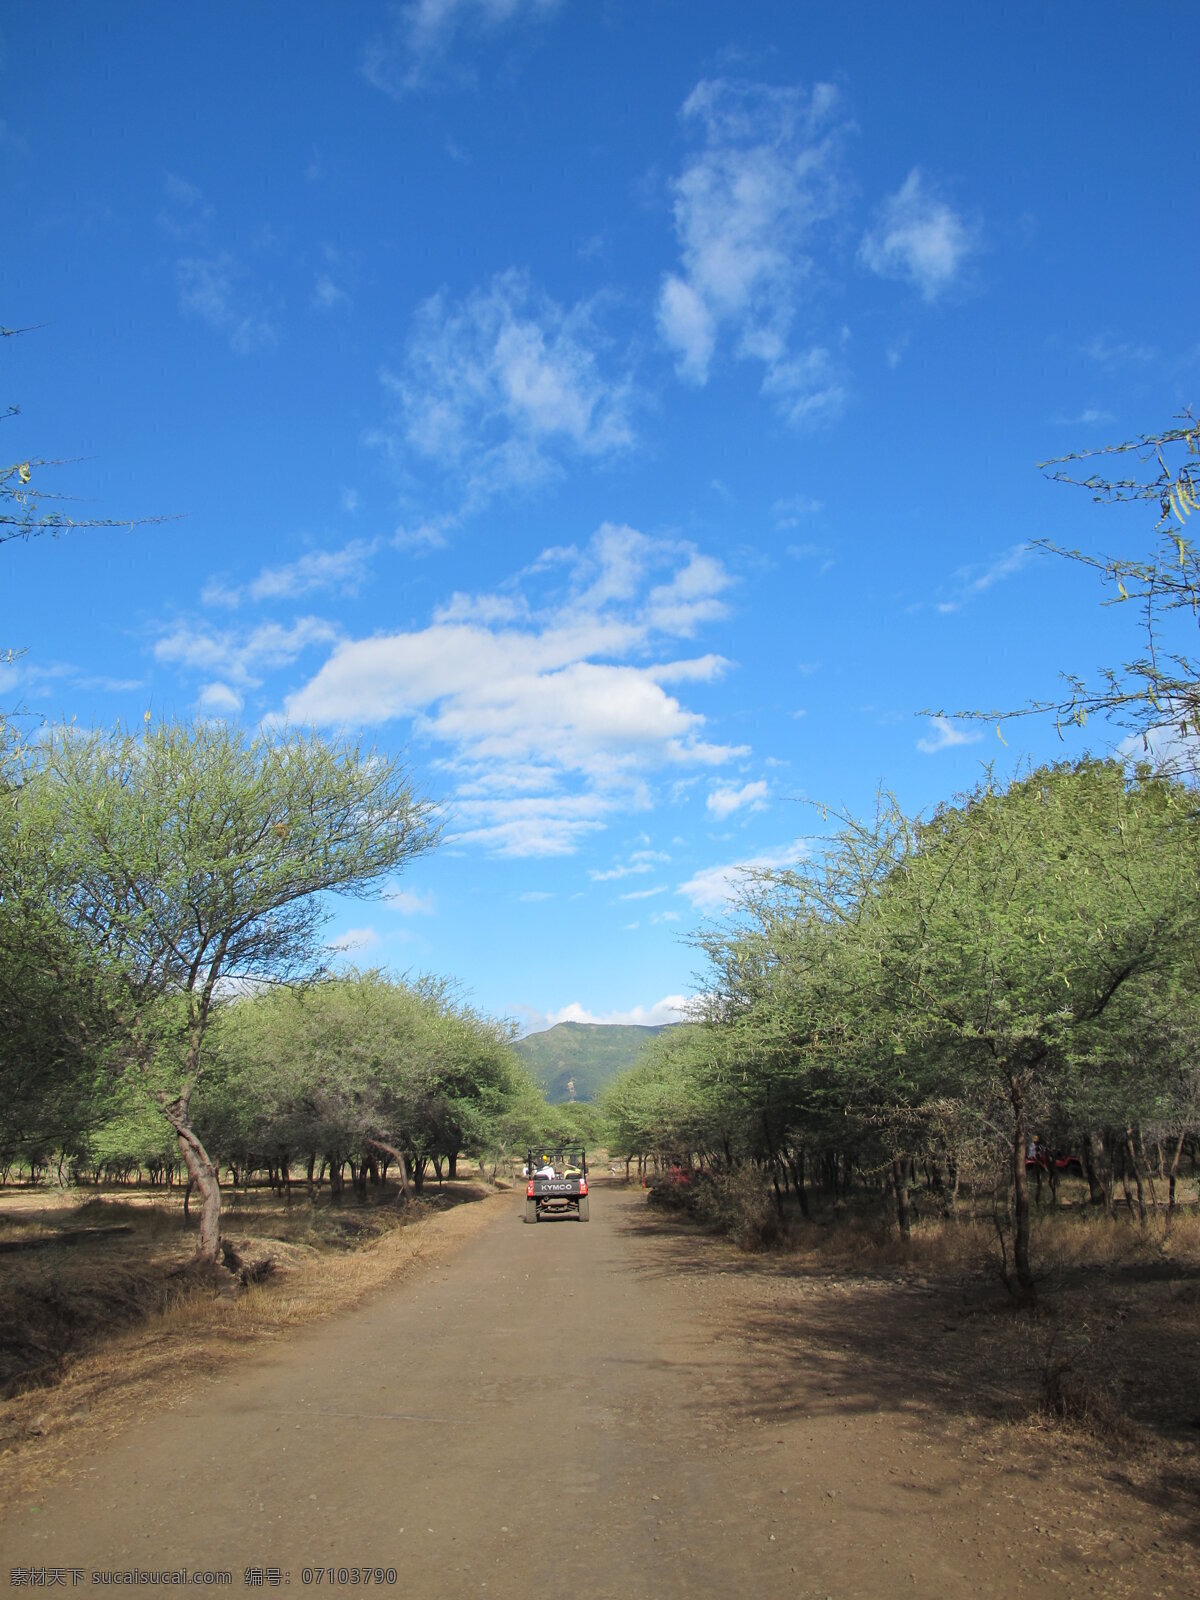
[615,1191,1200,1548]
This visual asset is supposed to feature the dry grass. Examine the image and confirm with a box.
[645,1171,1200,1467]
[771,1177,1200,1280]
[0,1181,505,1504]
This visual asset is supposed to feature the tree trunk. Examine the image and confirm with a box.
[1083,1130,1112,1214]
[948,1152,960,1213]
[366,1138,414,1202]
[1138,1128,1160,1212]
[1009,1075,1036,1304]
[769,1162,785,1218]
[168,1114,221,1263]
[891,1155,913,1242]
[448,1152,458,1179]
[1124,1128,1147,1224]
[786,1150,809,1219]
[1168,1130,1187,1214]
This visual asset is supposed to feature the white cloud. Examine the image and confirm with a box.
[1054,407,1115,427]
[519,890,554,902]
[1083,334,1156,368]
[1117,720,1200,777]
[196,681,243,716]
[657,276,715,384]
[158,173,212,240]
[434,590,529,626]
[916,716,984,754]
[177,255,277,354]
[449,793,621,857]
[249,541,378,602]
[590,847,670,881]
[278,525,744,857]
[518,992,694,1033]
[677,841,807,911]
[327,926,379,952]
[773,493,823,528]
[313,273,351,311]
[619,884,668,901]
[363,0,562,96]
[383,270,635,507]
[706,779,768,819]
[204,543,379,608]
[154,616,338,688]
[657,77,848,420]
[936,543,1031,613]
[650,910,680,925]
[859,169,977,301]
[383,887,435,915]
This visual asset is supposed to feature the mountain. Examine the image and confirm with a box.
[513,1021,674,1104]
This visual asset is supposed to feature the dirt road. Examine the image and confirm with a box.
[2,1185,1194,1597]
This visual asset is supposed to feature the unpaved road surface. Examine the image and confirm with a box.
[2,1185,1195,1597]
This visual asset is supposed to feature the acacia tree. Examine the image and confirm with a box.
[0,734,124,1168]
[839,761,1195,1299]
[201,971,534,1198]
[27,719,437,1262]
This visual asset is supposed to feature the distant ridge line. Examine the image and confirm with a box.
[513,1019,679,1103]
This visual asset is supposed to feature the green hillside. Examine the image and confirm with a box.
[514,1021,673,1103]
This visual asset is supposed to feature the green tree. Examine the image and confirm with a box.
[27,719,437,1261]
[0,737,122,1168]
[834,761,1195,1298]
[204,971,538,1196]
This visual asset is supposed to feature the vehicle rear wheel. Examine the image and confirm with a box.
[525,1200,538,1223]
[578,1197,590,1221]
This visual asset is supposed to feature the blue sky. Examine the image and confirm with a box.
[3,2,1197,1032]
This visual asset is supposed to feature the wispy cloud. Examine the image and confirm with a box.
[327,926,380,953]
[677,841,806,911]
[177,254,277,354]
[772,493,823,528]
[203,541,378,609]
[154,616,338,689]
[158,172,212,240]
[657,78,848,422]
[916,715,983,754]
[160,175,278,353]
[859,168,978,301]
[252,541,377,603]
[312,272,351,312]
[936,543,1031,614]
[619,884,668,901]
[590,847,670,881]
[706,779,768,819]
[363,0,563,97]
[383,887,435,914]
[382,269,635,509]
[1053,406,1115,428]
[1083,334,1157,368]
